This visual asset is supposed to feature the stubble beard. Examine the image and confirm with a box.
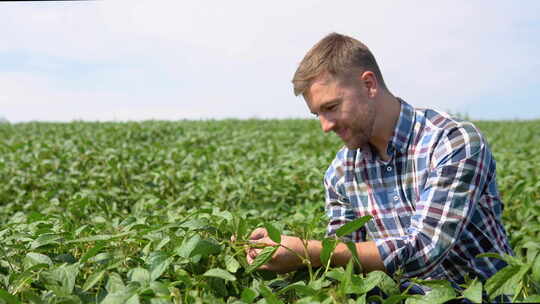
[345,125,371,150]
[345,103,375,150]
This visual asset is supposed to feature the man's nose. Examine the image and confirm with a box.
[319,115,335,133]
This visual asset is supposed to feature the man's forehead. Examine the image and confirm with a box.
[305,73,337,100]
[304,75,344,114]
[312,72,336,86]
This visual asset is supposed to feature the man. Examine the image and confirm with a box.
[246,33,512,288]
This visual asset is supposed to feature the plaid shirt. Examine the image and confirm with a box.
[324,98,513,284]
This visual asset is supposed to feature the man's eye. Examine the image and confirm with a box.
[328,104,337,111]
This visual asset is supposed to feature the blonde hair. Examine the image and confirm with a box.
[292,32,387,97]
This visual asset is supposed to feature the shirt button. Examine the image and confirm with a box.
[386,166,392,172]
[393,196,399,201]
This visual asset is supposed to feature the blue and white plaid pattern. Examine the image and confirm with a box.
[324,99,513,284]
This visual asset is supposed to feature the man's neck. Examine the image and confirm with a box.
[369,93,401,162]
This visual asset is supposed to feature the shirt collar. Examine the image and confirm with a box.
[386,98,415,155]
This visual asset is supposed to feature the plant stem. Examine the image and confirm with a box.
[0,244,15,273]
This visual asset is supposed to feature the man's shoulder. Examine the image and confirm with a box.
[414,108,488,164]
[414,108,484,143]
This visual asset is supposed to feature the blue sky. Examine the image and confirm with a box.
[1,1,539,122]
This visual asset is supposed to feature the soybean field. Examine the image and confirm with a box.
[0,119,539,303]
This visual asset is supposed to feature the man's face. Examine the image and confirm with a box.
[305,73,376,149]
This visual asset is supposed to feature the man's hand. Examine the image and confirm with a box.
[242,228,385,274]
[246,228,309,274]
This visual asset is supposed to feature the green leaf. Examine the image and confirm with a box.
[335,216,372,238]
[320,238,337,268]
[264,223,281,244]
[340,260,354,295]
[11,271,37,298]
[106,272,125,294]
[225,255,240,273]
[50,263,80,294]
[19,290,42,303]
[476,252,504,260]
[180,219,208,230]
[88,252,113,264]
[101,285,139,304]
[245,245,278,274]
[128,267,150,284]
[213,210,233,223]
[259,284,284,304]
[0,289,21,304]
[175,234,201,258]
[325,268,345,282]
[370,271,399,296]
[532,253,540,283]
[277,281,316,296]
[148,252,172,281]
[207,277,229,298]
[30,233,62,249]
[308,277,331,290]
[80,242,107,263]
[462,277,482,304]
[485,264,527,300]
[241,287,258,303]
[476,252,522,266]
[191,238,221,258]
[522,241,540,263]
[405,280,456,304]
[74,224,89,236]
[155,236,170,251]
[523,295,540,303]
[175,234,221,259]
[203,268,236,281]
[381,294,409,304]
[66,231,133,244]
[345,241,363,272]
[149,281,169,296]
[23,252,53,269]
[82,270,106,292]
[355,294,366,304]
[235,216,248,240]
[347,271,398,296]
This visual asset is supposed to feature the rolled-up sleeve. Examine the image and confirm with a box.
[375,125,492,277]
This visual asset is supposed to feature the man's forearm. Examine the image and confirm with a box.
[305,239,386,273]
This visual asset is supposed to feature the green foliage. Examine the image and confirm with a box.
[245,246,279,274]
[461,278,482,303]
[264,222,282,244]
[0,119,539,302]
[335,216,372,238]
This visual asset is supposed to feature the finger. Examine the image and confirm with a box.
[248,248,255,259]
[249,228,268,240]
[247,248,265,263]
[249,248,261,259]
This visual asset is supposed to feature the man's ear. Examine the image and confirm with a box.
[360,71,378,98]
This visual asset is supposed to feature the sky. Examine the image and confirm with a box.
[1,1,539,122]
